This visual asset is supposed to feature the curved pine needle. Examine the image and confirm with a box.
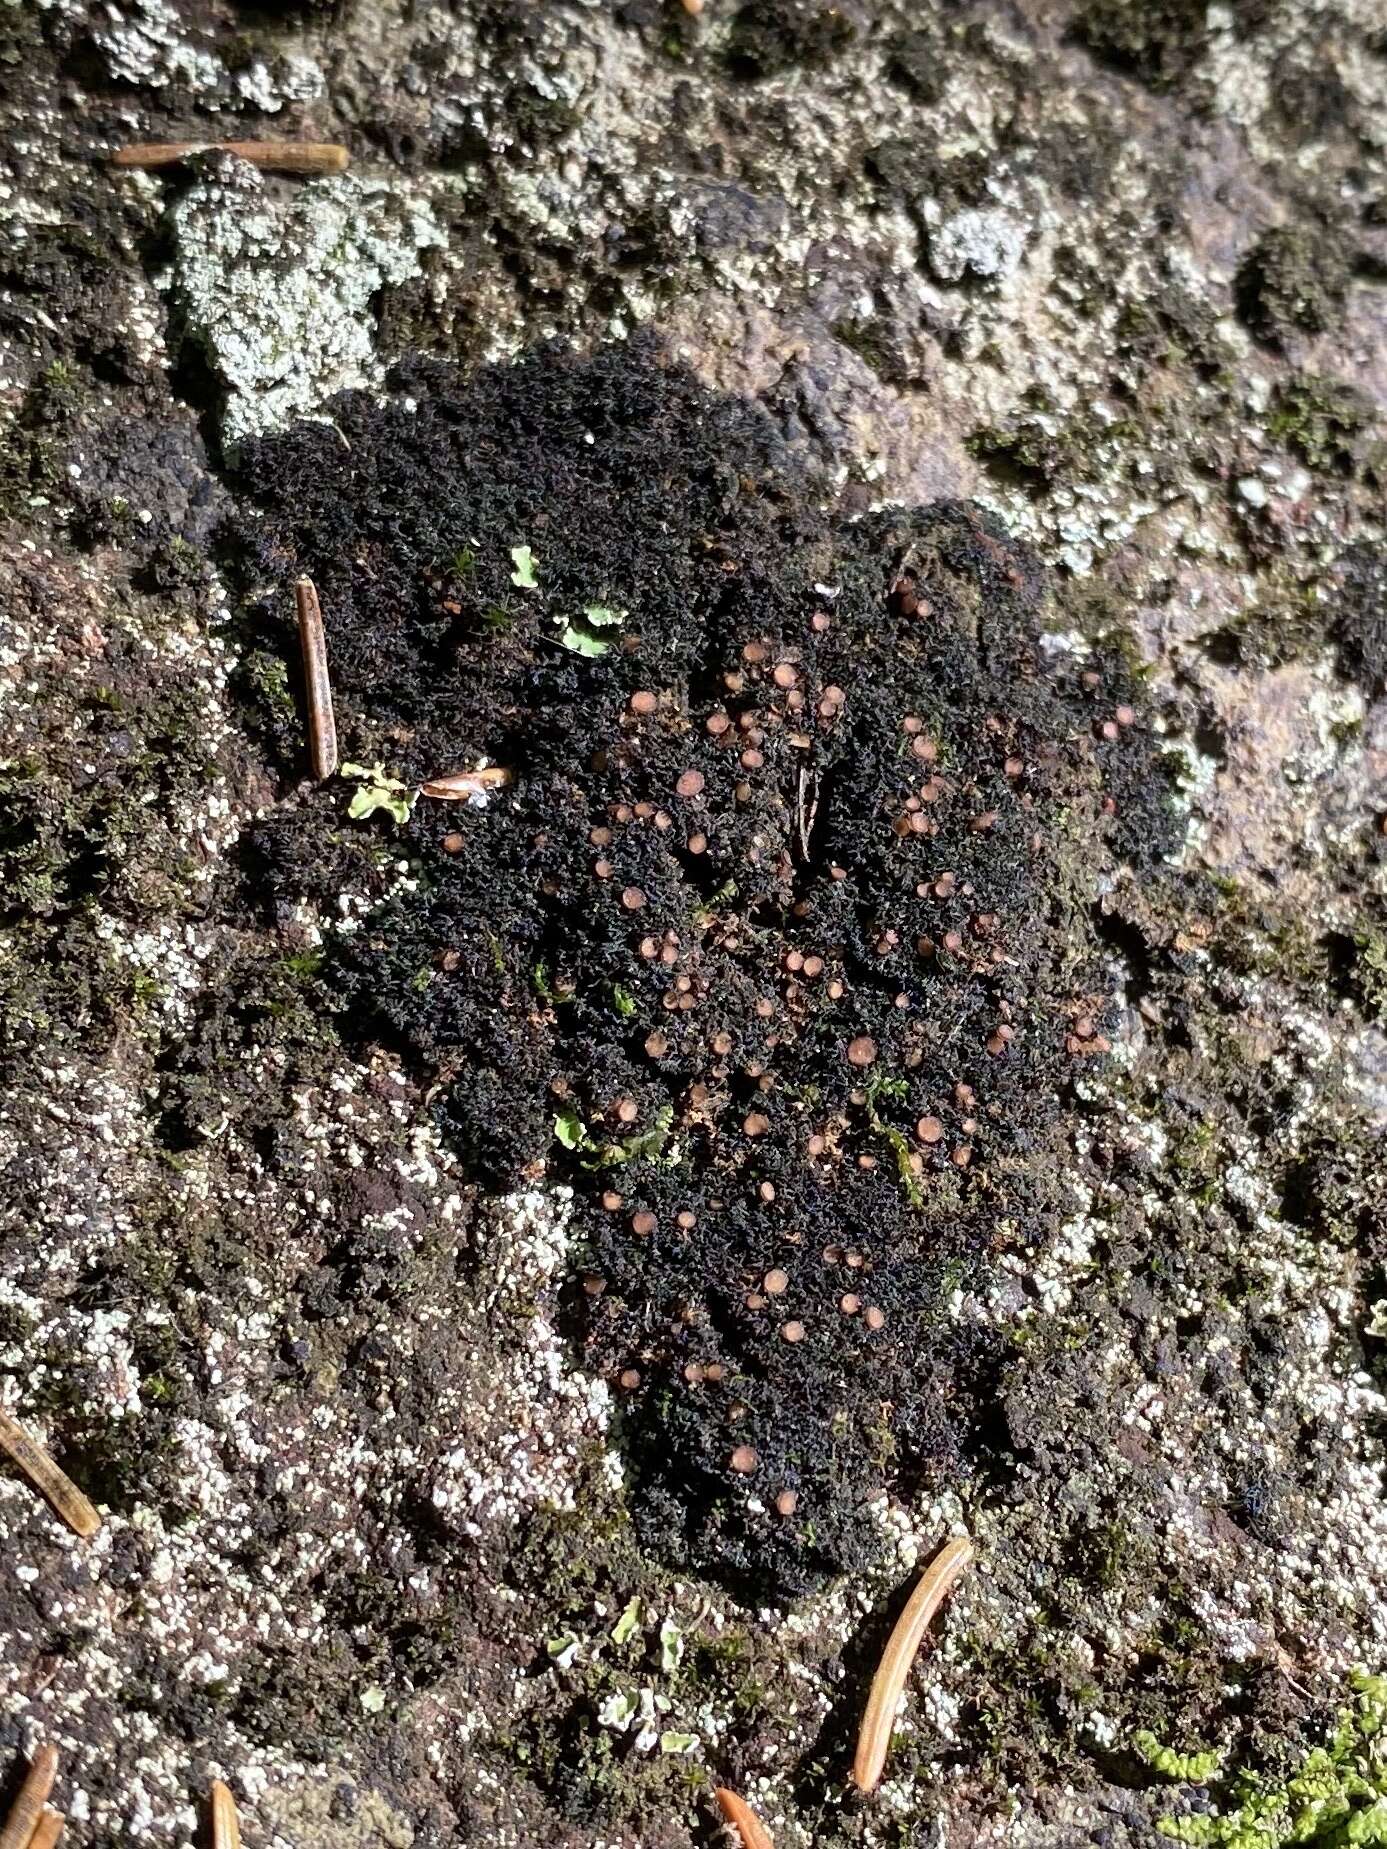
[419,767,513,801]
[26,1810,64,1849]
[714,1787,774,1849]
[295,577,338,782]
[112,141,349,175]
[851,1535,974,1794]
[209,1781,241,1849]
[0,1410,100,1539]
[0,1746,58,1849]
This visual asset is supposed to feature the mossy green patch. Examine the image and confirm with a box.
[1327,543,1387,696]
[1236,226,1354,349]
[724,0,856,79]
[1071,0,1212,90]
[1150,1672,1387,1845]
[1267,375,1377,475]
[1205,591,1324,674]
[0,360,82,519]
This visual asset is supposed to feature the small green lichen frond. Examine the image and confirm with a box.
[556,602,628,657]
[863,1072,924,1209]
[554,1104,674,1169]
[553,1107,591,1154]
[341,761,414,825]
[1147,1671,1387,1846]
[510,543,538,589]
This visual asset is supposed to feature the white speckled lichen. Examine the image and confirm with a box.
[165,163,444,447]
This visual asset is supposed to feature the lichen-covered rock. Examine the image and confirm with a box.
[235,338,1177,1598]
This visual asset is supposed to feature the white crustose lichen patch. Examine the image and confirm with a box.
[165,163,443,448]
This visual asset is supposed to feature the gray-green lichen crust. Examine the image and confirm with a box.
[0,1,1385,1846]
[166,163,443,447]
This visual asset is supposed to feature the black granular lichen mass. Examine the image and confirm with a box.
[236,340,1178,1598]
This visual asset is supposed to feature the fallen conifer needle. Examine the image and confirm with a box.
[0,1746,59,1849]
[209,1781,241,1849]
[851,1535,974,1794]
[26,1810,64,1849]
[0,1409,100,1539]
[419,767,513,801]
[714,1787,773,1849]
[296,576,338,782]
[112,140,349,175]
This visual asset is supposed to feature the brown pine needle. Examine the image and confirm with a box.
[295,576,338,781]
[0,1410,100,1539]
[26,1810,64,1849]
[714,1787,773,1848]
[112,140,349,175]
[209,1781,240,1849]
[419,767,513,801]
[851,1535,974,1794]
[0,1746,59,1849]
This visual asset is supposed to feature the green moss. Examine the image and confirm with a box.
[0,363,76,517]
[967,420,1053,495]
[1071,1517,1140,1592]
[1135,1729,1224,1782]
[966,390,1144,498]
[867,142,992,216]
[1328,542,1387,697]
[1150,1672,1387,1845]
[864,1073,925,1209]
[0,610,227,1035]
[1236,226,1353,348]
[830,313,909,387]
[1267,375,1375,474]
[725,0,856,78]
[0,1303,36,1349]
[492,1498,731,1827]
[1205,591,1323,674]
[1352,932,1387,1022]
[1112,288,1219,369]
[0,0,44,67]
[140,534,214,593]
[1071,0,1211,90]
